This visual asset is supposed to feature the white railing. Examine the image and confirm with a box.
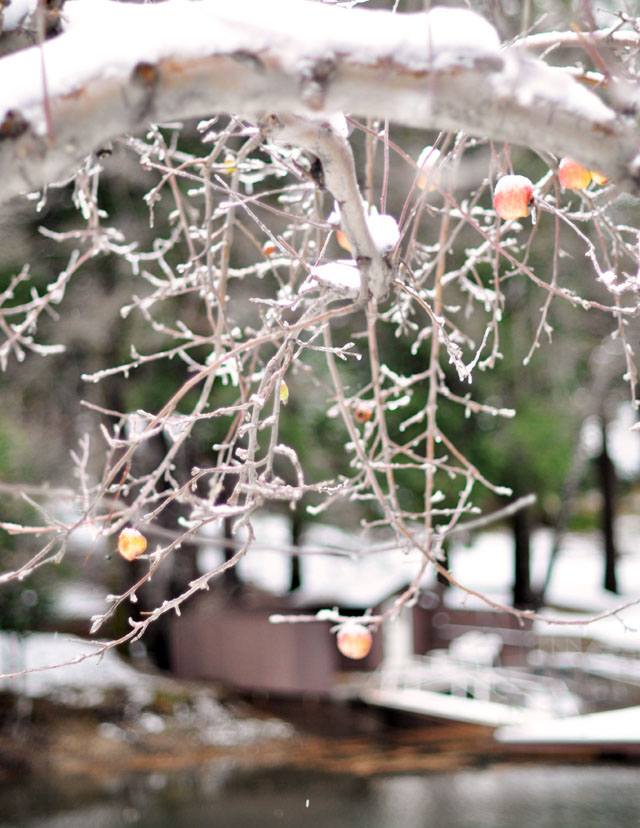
[369,634,581,718]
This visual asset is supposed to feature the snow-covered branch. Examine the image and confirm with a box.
[1,0,640,204]
[0,0,62,56]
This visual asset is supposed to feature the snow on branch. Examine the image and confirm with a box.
[1,0,639,204]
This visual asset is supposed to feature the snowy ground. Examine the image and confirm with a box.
[494,704,640,748]
[0,629,294,756]
[0,632,154,702]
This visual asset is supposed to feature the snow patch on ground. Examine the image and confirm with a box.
[495,704,640,745]
[0,632,152,702]
[0,630,294,747]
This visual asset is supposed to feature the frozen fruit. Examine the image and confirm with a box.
[118,527,147,562]
[493,175,534,220]
[337,623,373,660]
[558,157,592,190]
[354,404,373,424]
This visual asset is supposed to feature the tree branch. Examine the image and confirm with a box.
[1,0,639,205]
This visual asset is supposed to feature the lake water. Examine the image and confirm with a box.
[2,763,640,828]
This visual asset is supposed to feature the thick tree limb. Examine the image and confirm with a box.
[0,0,639,204]
[265,112,393,300]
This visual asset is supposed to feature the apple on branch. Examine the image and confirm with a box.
[558,157,592,190]
[336,622,373,660]
[493,174,534,220]
[557,157,608,189]
[118,527,147,561]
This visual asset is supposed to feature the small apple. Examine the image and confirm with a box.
[493,175,534,220]
[118,527,147,562]
[558,157,592,190]
[416,145,441,191]
[336,229,351,252]
[354,403,373,424]
[336,623,373,660]
[262,240,277,257]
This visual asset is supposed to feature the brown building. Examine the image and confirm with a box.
[169,589,384,696]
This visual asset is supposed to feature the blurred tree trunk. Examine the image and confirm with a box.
[221,515,240,590]
[289,510,303,592]
[437,544,450,588]
[597,417,618,594]
[540,338,624,603]
[512,506,533,608]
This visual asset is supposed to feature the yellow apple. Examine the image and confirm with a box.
[118,527,147,562]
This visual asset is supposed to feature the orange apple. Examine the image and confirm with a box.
[336,229,350,252]
[336,623,373,660]
[118,527,147,562]
[262,240,277,257]
[558,157,592,190]
[354,404,373,424]
[493,175,534,220]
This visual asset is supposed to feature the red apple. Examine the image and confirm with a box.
[336,623,373,660]
[493,175,534,220]
[118,527,147,562]
[558,157,592,190]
